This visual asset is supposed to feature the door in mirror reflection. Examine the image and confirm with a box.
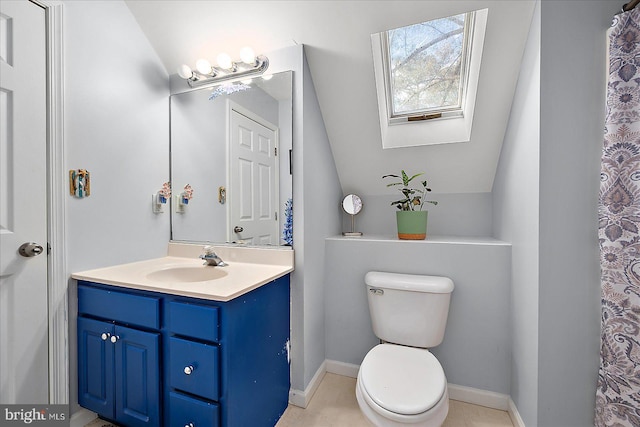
[229,104,279,245]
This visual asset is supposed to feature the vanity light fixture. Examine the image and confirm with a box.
[178,47,269,88]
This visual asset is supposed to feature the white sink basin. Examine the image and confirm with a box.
[146,266,228,283]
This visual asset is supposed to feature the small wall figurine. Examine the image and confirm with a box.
[70,169,91,198]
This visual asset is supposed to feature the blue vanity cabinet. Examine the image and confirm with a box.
[77,284,161,427]
[165,274,291,427]
[78,274,290,427]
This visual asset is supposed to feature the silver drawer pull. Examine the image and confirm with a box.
[184,365,195,375]
[185,423,195,427]
[101,333,111,341]
[110,335,120,343]
[369,288,384,296]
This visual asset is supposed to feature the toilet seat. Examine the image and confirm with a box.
[359,344,446,420]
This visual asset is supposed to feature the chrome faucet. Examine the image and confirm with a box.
[199,246,227,267]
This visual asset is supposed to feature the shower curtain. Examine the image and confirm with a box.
[596,7,640,426]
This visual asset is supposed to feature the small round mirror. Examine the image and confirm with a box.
[342,194,363,237]
[342,194,363,215]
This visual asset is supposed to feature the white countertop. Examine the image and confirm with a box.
[72,244,294,302]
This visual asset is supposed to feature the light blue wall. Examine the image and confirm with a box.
[344,193,493,238]
[492,2,540,425]
[493,3,616,424]
[64,0,170,271]
[324,236,512,394]
[64,0,170,415]
[538,1,615,425]
[299,52,344,388]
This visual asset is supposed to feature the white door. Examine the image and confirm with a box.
[228,107,279,245]
[0,0,49,404]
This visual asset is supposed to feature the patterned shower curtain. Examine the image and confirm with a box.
[596,7,640,427]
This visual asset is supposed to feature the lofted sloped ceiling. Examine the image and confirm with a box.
[125,0,536,195]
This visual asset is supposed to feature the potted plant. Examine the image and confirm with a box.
[383,170,437,240]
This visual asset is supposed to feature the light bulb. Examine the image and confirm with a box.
[239,47,256,65]
[195,59,212,75]
[177,64,193,79]
[216,53,233,70]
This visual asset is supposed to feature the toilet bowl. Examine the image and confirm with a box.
[356,272,454,426]
[356,344,449,426]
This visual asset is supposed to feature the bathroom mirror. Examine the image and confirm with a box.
[170,71,293,246]
[342,194,363,237]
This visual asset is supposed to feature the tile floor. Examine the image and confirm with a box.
[276,373,515,427]
[85,373,515,427]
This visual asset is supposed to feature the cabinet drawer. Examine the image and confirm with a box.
[168,301,219,342]
[169,337,220,401]
[78,284,160,330]
[169,392,219,427]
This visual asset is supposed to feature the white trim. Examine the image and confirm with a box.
[288,361,326,408]
[325,359,359,378]
[508,398,526,427]
[37,0,68,404]
[447,383,509,411]
[69,408,97,427]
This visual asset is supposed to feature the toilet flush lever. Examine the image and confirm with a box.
[369,288,384,296]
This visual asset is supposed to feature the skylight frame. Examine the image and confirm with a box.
[380,11,477,124]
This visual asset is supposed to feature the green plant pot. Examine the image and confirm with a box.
[396,210,428,240]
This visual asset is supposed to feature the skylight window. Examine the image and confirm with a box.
[382,12,474,122]
[371,9,488,148]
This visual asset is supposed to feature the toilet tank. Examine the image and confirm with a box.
[365,271,454,348]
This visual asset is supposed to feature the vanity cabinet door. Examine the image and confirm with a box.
[78,317,115,419]
[77,297,161,427]
[114,325,161,427]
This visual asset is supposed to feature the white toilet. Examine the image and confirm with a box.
[356,271,454,427]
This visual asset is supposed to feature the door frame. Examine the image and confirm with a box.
[30,0,67,404]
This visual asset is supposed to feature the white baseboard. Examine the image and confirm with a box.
[325,359,359,378]
[447,383,509,411]
[69,408,97,427]
[289,360,327,408]
[508,398,526,427]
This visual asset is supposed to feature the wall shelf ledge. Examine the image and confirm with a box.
[327,234,510,247]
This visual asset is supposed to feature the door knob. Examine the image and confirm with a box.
[101,333,111,341]
[233,226,243,233]
[18,242,44,258]
[184,365,194,375]
[110,335,120,343]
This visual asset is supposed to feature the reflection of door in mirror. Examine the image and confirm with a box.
[229,103,279,245]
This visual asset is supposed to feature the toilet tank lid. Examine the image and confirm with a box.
[365,271,454,294]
